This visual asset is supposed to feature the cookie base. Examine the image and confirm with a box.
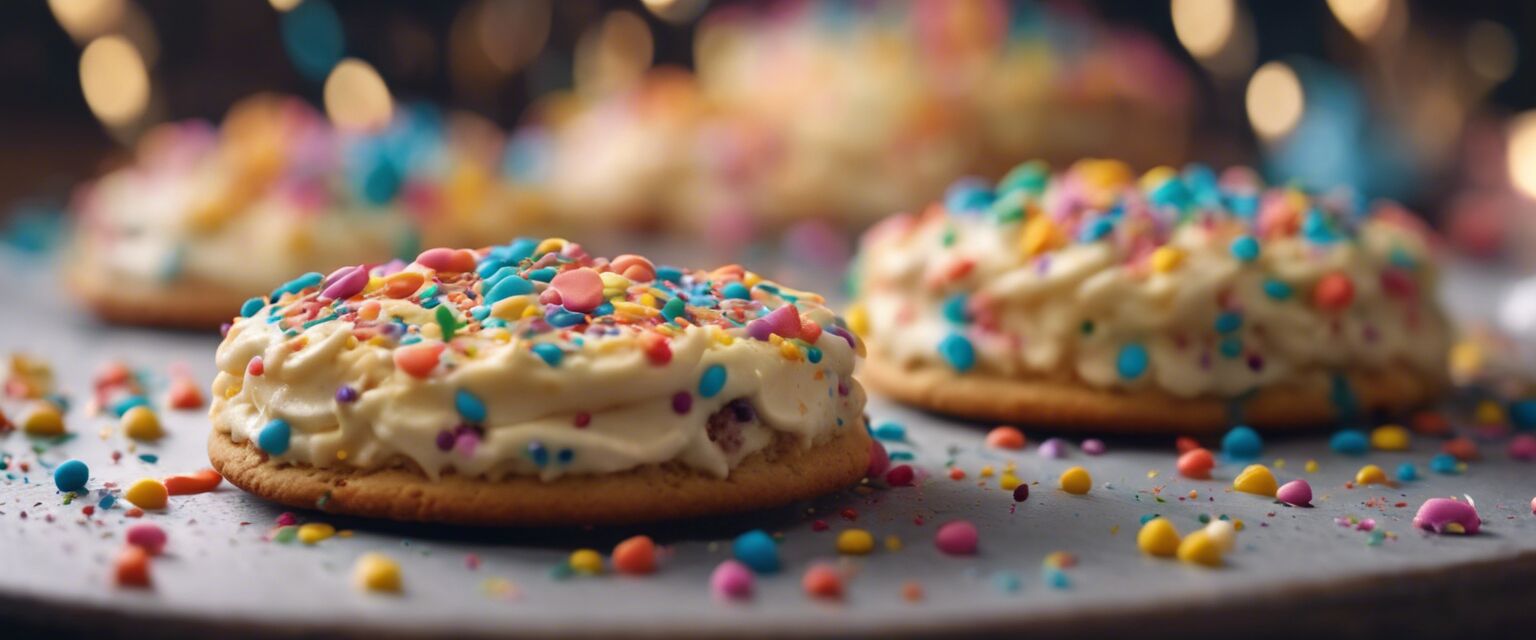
[861,350,1444,433]
[208,426,872,526]
[66,264,245,330]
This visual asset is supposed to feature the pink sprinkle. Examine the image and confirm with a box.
[415,247,474,273]
[1081,439,1105,455]
[762,304,802,339]
[710,560,754,600]
[550,267,604,313]
[934,520,979,555]
[454,432,478,457]
[275,512,297,526]
[465,554,481,570]
[811,520,828,532]
[1276,479,1313,507]
[1038,438,1068,459]
[125,522,167,555]
[885,464,915,487]
[1509,435,1536,461]
[867,439,890,478]
[320,265,368,301]
[247,357,264,377]
[1530,497,1535,515]
[1412,497,1481,535]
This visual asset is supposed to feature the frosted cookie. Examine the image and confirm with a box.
[65,95,547,329]
[850,160,1450,432]
[208,239,869,525]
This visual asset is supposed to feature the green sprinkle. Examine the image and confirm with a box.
[436,305,459,340]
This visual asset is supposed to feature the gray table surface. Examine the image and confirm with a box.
[3,249,1536,639]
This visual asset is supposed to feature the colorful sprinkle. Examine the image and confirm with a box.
[1232,464,1277,497]
[732,530,779,574]
[1059,466,1092,495]
[257,419,292,455]
[1137,518,1180,557]
[934,520,978,556]
[1220,425,1263,460]
[124,478,169,510]
[353,552,403,593]
[53,459,88,493]
[697,364,728,398]
[1276,479,1313,506]
[985,426,1026,449]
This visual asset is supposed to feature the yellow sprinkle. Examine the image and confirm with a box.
[490,294,535,320]
[639,293,658,308]
[712,329,734,346]
[1370,425,1411,451]
[1445,522,1467,535]
[1176,530,1223,567]
[1059,466,1092,495]
[599,271,631,291]
[21,404,65,436]
[224,385,241,399]
[979,465,995,478]
[569,549,604,574]
[1146,469,1160,479]
[336,450,349,461]
[124,478,168,510]
[1305,459,1319,473]
[520,305,543,319]
[1474,400,1505,425]
[779,341,802,361]
[363,275,384,293]
[120,406,163,442]
[1136,518,1181,558]
[1273,458,1286,470]
[743,272,762,287]
[352,553,402,593]
[298,523,336,545]
[999,473,1021,491]
[534,237,567,255]
[1233,464,1277,497]
[1203,520,1237,552]
[1150,246,1185,273]
[1233,520,1245,531]
[884,535,903,552]
[836,529,875,555]
[1354,464,1388,486]
[845,303,869,338]
[1019,216,1063,258]
[1138,165,1179,192]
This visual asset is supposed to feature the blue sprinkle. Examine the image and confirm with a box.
[1215,312,1243,334]
[1511,399,1536,430]
[944,180,995,214]
[271,271,323,300]
[661,297,688,322]
[1302,209,1339,244]
[593,301,614,316]
[483,318,507,329]
[698,364,727,398]
[53,459,88,492]
[111,395,150,418]
[527,267,557,282]
[1230,235,1261,262]
[485,275,534,303]
[528,442,549,467]
[888,451,915,461]
[722,282,751,300]
[400,334,423,345]
[1139,513,1161,525]
[1218,337,1243,358]
[557,448,574,464]
[993,571,1023,594]
[546,310,586,328]
[1149,178,1189,208]
[872,422,907,441]
[1228,194,1260,218]
[1080,217,1116,242]
[1263,279,1293,301]
[360,157,401,205]
[806,346,823,363]
[656,266,684,283]
[240,297,266,318]
[470,306,490,321]
[941,294,970,324]
[137,454,157,464]
[1045,568,1070,590]
[531,343,563,366]
[732,530,780,574]
[505,237,539,262]
[1116,344,1149,379]
[1329,430,1369,456]
[475,258,509,279]
[455,389,487,423]
[97,494,116,510]
[1429,453,1460,475]
[1395,462,1419,482]
[1221,425,1263,461]
[257,419,292,455]
[938,333,976,373]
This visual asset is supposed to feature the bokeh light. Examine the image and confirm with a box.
[1467,20,1517,84]
[1506,111,1536,200]
[281,0,345,82]
[641,0,709,25]
[478,0,551,74]
[572,10,654,95]
[324,58,394,132]
[1327,0,1391,42]
[49,0,126,43]
[270,0,303,11]
[1246,61,1305,141]
[79,35,150,128]
[1171,0,1234,60]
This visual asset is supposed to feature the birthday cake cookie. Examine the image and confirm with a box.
[850,160,1451,432]
[65,95,547,329]
[207,239,870,525]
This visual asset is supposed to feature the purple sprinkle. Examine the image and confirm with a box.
[826,325,857,349]
[335,385,358,403]
[1081,438,1105,455]
[1246,354,1265,372]
[1038,438,1068,459]
[434,430,454,452]
[1012,484,1029,502]
[672,391,693,414]
[746,319,773,341]
[220,323,232,337]
[453,432,478,457]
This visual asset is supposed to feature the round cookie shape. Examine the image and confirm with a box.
[208,239,869,525]
[851,160,1450,432]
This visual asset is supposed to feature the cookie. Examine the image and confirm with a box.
[849,160,1450,431]
[207,238,869,525]
[64,94,546,329]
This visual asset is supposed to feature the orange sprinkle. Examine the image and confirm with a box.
[948,467,966,480]
[985,426,1026,450]
[394,342,447,378]
[115,546,151,588]
[802,564,842,600]
[165,469,223,496]
[612,535,657,575]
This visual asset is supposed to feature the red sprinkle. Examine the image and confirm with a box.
[247,357,264,377]
[885,465,915,487]
[1313,273,1355,310]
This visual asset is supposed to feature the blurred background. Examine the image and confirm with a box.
[3,0,1536,263]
